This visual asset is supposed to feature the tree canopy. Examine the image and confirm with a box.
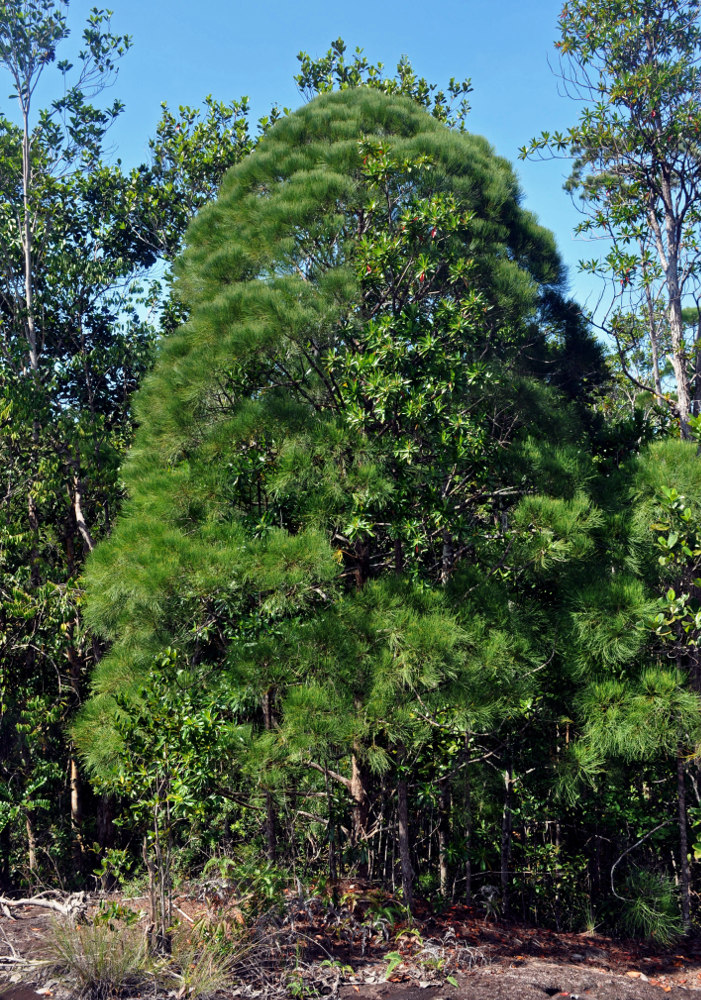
[76,87,583,759]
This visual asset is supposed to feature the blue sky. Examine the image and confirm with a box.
[18,0,604,308]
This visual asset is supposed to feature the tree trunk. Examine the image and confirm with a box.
[464,735,473,906]
[262,690,277,861]
[643,274,663,401]
[0,824,10,890]
[25,813,37,877]
[397,772,414,911]
[669,295,692,439]
[440,530,454,584]
[66,626,85,867]
[70,756,84,868]
[95,794,116,889]
[97,794,115,850]
[650,177,691,438]
[438,780,451,898]
[27,491,40,588]
[677,752,692,933]
[500,754,514,917]
[21,102,38,372]
[692,310,701,417]
[350,751,370,875]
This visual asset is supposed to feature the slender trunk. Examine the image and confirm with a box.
[438,780,451,899]
[353,540,370,589]
[71,471,95,554]
[0,824,10,890]
[677,753,692,933]
[397,770,414,911]
[654,173,691,438]
[669,293,692,439]
[464,735,472,906]
[25,813,37,877]
[66,625,85,867]
[642,270,662,400]
[97,794,116,890]
[97,794,115,850]
[692,311,701,417]
[27,491,40,587]
[21,106,38,372]
[440,530,453,584]
[143,835,156,947]
[147,787,172,955]
[262,690,276,861]
[324,767,337,883]
[350,749,370,875]
[500,754,513,917]
[70,756,84,867]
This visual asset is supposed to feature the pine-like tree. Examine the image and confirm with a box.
[76,88,607,903]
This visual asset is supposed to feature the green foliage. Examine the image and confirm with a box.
[619,869,683,945]
[92,647,247,950]
[77,87,580,772]
[201,856,288,922]
[295,38,472,128]
[71,80,659,938]
[0,0,159,884]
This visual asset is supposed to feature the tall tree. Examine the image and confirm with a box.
[75,87,606,905]
[523,0,701,437]
[0,0,157,881]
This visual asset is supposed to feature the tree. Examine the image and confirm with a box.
[0,9,518,889]
[565,438,701,934]
[0,1,258,883]
[0,0,160,882]
[523,0,701,438]
[75,87,607,907]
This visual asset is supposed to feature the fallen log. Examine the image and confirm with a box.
[0,891,88,921]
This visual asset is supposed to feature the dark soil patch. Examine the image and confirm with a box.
[0,989,46,1000]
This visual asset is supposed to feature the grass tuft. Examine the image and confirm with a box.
[46,918,153,1000]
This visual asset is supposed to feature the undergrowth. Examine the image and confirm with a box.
[47,918,152,1000]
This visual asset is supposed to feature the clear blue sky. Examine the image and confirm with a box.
[23,0,604,309]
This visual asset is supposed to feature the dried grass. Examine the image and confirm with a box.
[46,918,153,1000]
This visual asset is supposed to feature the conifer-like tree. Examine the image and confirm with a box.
[76,88,605,904]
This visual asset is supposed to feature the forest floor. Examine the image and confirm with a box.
[2,891,701,1000]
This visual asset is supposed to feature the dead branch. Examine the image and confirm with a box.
[0,890,89,921]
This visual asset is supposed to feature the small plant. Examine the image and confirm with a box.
[478,884,501,921]
[91,846,134,890]
[395,927,423,946]
[318,958,354,990]
[46,917,152,1000]
[287,968,321,999]
[163,924,237,999]
[619,869,683,946]
[92,899,143,930]
[385,951,404,978]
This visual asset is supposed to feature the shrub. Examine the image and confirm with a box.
[162,924,237,999]
[619,870,683,946]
